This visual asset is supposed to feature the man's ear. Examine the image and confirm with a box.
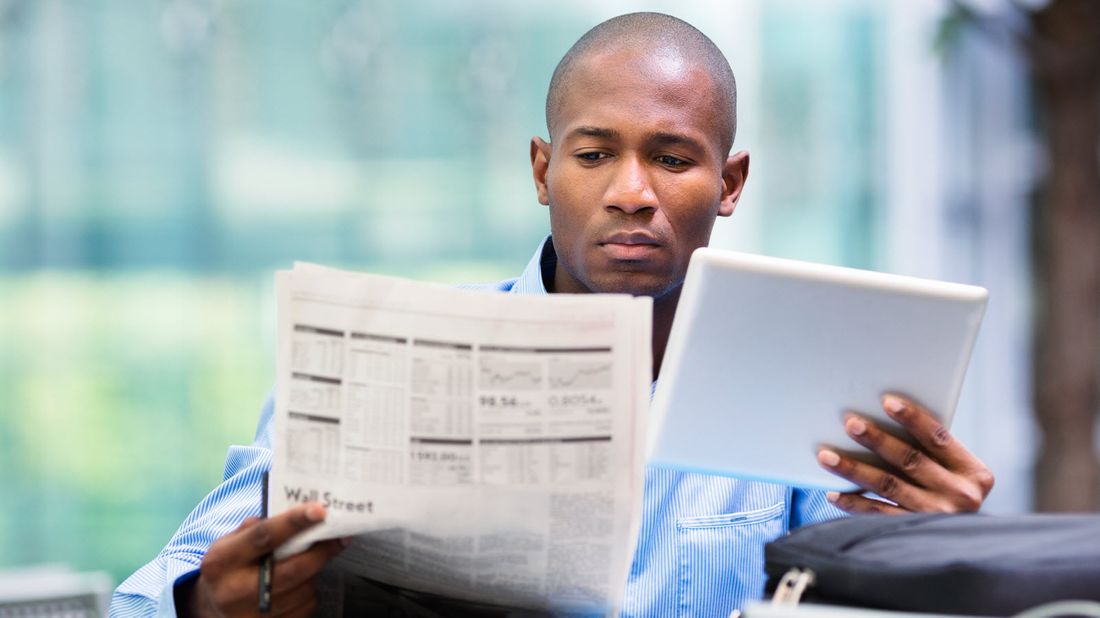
[718,150,750,217]
[530,136,552,206]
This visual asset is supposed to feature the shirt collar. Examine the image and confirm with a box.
[510,235,555,296]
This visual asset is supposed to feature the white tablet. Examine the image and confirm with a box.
[648,248,988,491]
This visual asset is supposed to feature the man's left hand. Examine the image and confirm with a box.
[817,394,995,514]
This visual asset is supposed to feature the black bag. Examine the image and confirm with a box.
[764,513,1100,616]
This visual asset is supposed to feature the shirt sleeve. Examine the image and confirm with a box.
[789,486,847,530]
[109,393,275,617]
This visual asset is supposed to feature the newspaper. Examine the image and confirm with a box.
[268,263,652,614]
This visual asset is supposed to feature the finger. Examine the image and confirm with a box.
[881,394,981,472]
[826,491,909,515]
[198,539,340,616]
[843,413,955,490]
[272,581,319,617]
[271,538,346,595]
[199,505,330,611]
[227,503,328,563]
[196,564,261,614]
[200,516,264,577]
[881,395,996,501]
[817,448,940,510]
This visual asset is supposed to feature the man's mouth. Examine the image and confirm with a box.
[599,231,662,260]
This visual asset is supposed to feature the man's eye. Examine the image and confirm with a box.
[657,155,688,167]
[576,152,608,162]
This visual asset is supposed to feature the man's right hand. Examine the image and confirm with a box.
[178,503,346,617]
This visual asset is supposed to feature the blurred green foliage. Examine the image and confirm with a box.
[0,274,272,577]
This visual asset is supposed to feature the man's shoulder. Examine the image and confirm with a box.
[454,278,520,293]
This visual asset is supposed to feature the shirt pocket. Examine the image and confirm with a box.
[675,502,786,617]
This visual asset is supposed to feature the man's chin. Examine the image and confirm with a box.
[588,273,682,299]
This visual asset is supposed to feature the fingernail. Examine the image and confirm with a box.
[305,504,326,522]
[817,449,840,467]
[826,491,840,504]
[883,394,905,415]
[846,416,867,436]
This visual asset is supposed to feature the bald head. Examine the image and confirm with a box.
[545,12,738,155]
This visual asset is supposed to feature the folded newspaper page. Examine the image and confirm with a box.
[269,263,652,614]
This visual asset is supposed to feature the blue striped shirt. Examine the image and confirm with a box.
[112,236,843,617]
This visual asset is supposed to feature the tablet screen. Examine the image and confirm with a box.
[648,248,987,491]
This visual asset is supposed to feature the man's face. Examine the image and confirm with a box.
[532,47,748,298]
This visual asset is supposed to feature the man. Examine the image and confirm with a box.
[113,12,994,617]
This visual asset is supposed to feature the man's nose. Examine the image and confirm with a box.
[604,156,658,214]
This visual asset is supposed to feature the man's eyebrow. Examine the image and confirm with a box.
[649,131,706,151]
[563,127,707,152]
[567,126,620,140]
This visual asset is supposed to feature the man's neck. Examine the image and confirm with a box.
[650,286,680,381]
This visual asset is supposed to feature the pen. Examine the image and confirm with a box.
[258,471,273,613]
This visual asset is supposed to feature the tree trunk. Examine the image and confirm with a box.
[1029,0,1100,512]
